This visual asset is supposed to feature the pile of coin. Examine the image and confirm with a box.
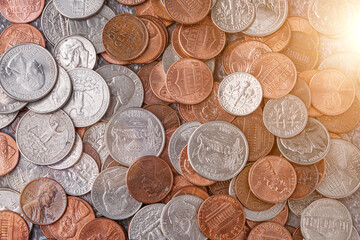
[0,0,359,239]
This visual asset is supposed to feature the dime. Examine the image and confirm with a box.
[288,191,323,217]
[104,108,165,166]
[149,61,176,103]
[287,16,319,46]
[218,72,263,116]
[188,121,249,181]
[0,43,58,102]
[0,210,29,240]
[159,128,177,174]
[78,218,126,240]
[20,178,67,225]
[244,201,287,222]
[171,186,209,200]
[209,179,231,195]
[161,195,206,240]
[97,64,144,121]
[300,198,352,240]
[248,222,292,240]
[0,132,19,176]
[289,163,319,200]
[16,110,75,165]
[91,166,142,220]
[290,77,311,108]
[246,204,289,228]
[63,68,110,127]
[177,103,197,122]
[0,88,26,114]
[164,0,210,24]
[53,0,104,19]
[83,122,108,166]
[263,94,308,138]
[0,0,45,23]
[143,104,181,130]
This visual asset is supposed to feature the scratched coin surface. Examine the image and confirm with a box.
[105,108,165,166]
[248,222,292,240]
[188,121,249,181]
[0,132,19,176]
[0,210,29,240]
[0,0,45,23]
[53,0,104,19]
[83,122,108,166]
[78,218,126,240]
[164,0,211,24]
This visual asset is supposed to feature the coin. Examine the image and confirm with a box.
[82,142,101,171]
[222,39,244,75]
[161,175,194,203]
[126,156,173,203]
[293,227,304,240]
[53,0,104,19]
[20,178,67,225]
[177,103,197,122]
[143,104,180,130]
[16,110,75,165]
[150,0,173,21]
[0,210,29,240]
[233,225,251,240]
[63,68,110,127]
[164,0,210,24]
[149,61,176,103]
[246,204,289,229]
[0,132,18,176]
[78,218,126,240]
[244,201,287,222]
[159,128,177,174]
[350,226,360,240]
[117,0,146,6]
[290,77,312,108]
[315,158,326,184]
[287,16,319,46]
[0,88,26,115]
[0,0,45,23]
[171,24,190,59]
[0,43,58,102]
[101,52,130,65]
[162,44,182,73]
[171,186,209,200]
[289,163,319,200]
[288,191,323,217]
[248,222,292,240]
[209,179,231,195]
[83,122,108,166]
[135,0,174,27]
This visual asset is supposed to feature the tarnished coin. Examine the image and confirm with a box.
[188,121,249,181]
[288,191,323,217]
[105,108,165,166]
[53,0,104,19]
[317,139,360,198]
[78,218,126,240]
[301,198,352,240]
[289,163,319,200]
[248,222,292,240]
[0,88,26,114]
[0,132,19,176]
[63,68,110,127]
[149,61,176,103]
[290,77,312,108]
[287,16,319,47]
[128,203,166,240]
[218,72,263,116]
[97,65,144,121]
[244,201,287,222]
[0,210,29,240]
[16,110,75,165]
[135,0,174,27]
[209,179,231,195]
[143,104,181,130]
[0,0,45,23]
[83,122,108,166]
[28,66,72,114]
[164,0,210,24]
[91,166,142,220]
[177,103,197,122]
[20,178,67,225]
[0,43,58,102]
[161,195,206,240]
[277,118,330,165]
[263,94,308,138]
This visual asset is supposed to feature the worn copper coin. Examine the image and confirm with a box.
[149,61,176,103]
[82,142,102,171]
[0,132,19,176]
[0,210,29,240]
[248,222,292,240]
[287,16,319,46]
[161,175,194,203]
[315,159,326,185]
[117,0,146,6]
[290,78,312,108]
[0,0,45,23]
[101,52,130,65]
[172,186,209,200]
[292,227,304,240]
[208,179,231,195]
[222,39,245,75]
[246,204,289,229]
[78,218,126,240]
[135,0,174,27]
[298,69,318,85]
[126,156,173,204]
[75,127,86,139]
[172,24,190,58]
[143,104,180,130]
[289,163,319,200]
[102,14,149,61]
[198,194,245,240]
[177,103,197,122]
[164,0,211,24]
[150,0,173,21]
[285,225,296,235]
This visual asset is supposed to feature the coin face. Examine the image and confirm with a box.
[208,179,231,195]
[288,191,323,217]
[162,44,181,74]
[289,163,319,200]
[244,201,287,222]
[117,0,146,6]
[53,0,104,19]
[83,122,108,166]
[172,186,210,200]
[248,222,292,240]
[0,112,18,129]
[287,16,319,47]
[177,103,197,122]
[0,0,45,23]
[20,178,67,225]
[159,128,177,174]
[0,210,29,240]
[164,0,210,24]
[0,88,26,114]
[149,61,176,103]
[78,218,126,240]
[16,110,75,165]
[0,43,58,102]
[188,121,249,181]
[143,104,181,130]
[290,78,312,108]
[246,204,289,229]
[0,132,19,176]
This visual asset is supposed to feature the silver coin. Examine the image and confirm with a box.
[0,112,18,129]
[244,200,286,222]
[128,204,166,240]
[67,5,115,53]
[218,72,263,116]
[188,120,249,181]
[27,66,72,114]
[350,226,360,240]
[169,121,201,174]
[0,88,26,114]
[160,195,206,240]
[79,192,103,217]
[242,0,288,37]
[101,154,115,170]
[48,133,83,170]
[277,118,330,165]
[0,43,58,102]
[83,122,108,166]
[50,153,99,196]
[301,198,352,240]
[16,110,75,165]
[63,68,110,127]
[105,108,165,166]
[288,191,323,217]
[317,139,360,198]
[53,0,104,20]
[96,64,144,121]
[229,176,237,198]
[347,121,360,150]
[54,35,97,71]
[211,0,255,33]
[263,94,308,138]
[91,166,142,220]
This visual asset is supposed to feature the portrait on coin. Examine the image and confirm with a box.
[57,38,89,69]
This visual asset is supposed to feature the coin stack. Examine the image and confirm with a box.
[0,0,359,239]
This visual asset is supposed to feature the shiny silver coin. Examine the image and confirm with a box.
[0,88,26,114]
[0,112,18,129]
[53,0,104,20]
[229,176,237,198]
[288,191,323,217]
[83,122,108,167]
[244,201,286,222]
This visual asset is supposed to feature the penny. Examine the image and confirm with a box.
[288,191,323,217]
[135,0,174,27]
[171,24,190,59]
[250,53,297,99]
[143,104,181,130]
[41,226,55,239]
[172,186,209,200]
[83,122,108,166]
[0,210,29,240]
[221,39,244,75]
[159,128,178,174]
[53,0,104,19]
[102,14,149,61]
[0,0,45,23]
[126,156,173,203]
[166,58,213,104]
[249,155,297,203]
[310,69,355,115]
[308,105,324,117]
[82,143,101,171]
[162,175,194,203]
[0,43,58,102]
[218,72,263,116]
[0,132,19,176]
[164,0,210,24]
[233,225,251,240]
[244,201,287,222]
[76,127,86,139]
[198,194,245,240]
[289,163,319,200]
[298,69,318,85]
[117,0,146,6]
[287,16,319,46]
[246,205,289,229]
[293,227,304,240]
[290,77,312,108]
[101,52,130,65]
[20,178,67,225]
[315,159,326,184]
[248,222,292,240]
[103,157,123,170]
[209,179,231,195]
[149,61,176,103]
[78,218,126,240]
[151,0,173,21]
[177,103,197,122]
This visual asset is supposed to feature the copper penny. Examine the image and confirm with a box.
[233,225,251,240]
[161,175,194,203]
[0,210,29,240]
[75,127,86,139]
[0,0,45,23]
[298,69,318,85]
[20,178,67,225]
[101,52,130,65]
[144,15,169,46]
[0,132,19,176]
[310,69,355,115]
[248,222,292,240]
[290,78,312,108]
[198,194,245,240]
[41,225,55,238]
[150,0,173,21]
[48,197,95,240]
[245,20,292,52]
[164,0,211,24]
[222,38,245,75]
[166,58,213,104]
[315,158,326,185]
[143,104,181,130]
[308,105,324,117]
[102,14,149,61]
[289,163,319,200]
[249,156,297,203]
[149,61,176,103]
[126,156,173,204]
[135,0,174,27]
[287,16,319,46]
[172,24,190,58]
[0,23,45,54]
[208,179,231,195]
[78,218,126,240]
[82,142,102,171]
[250,53,297,99]
[329,132,342,139]
[172,185,209,200]
[177,103,197,122]
[246,204,289,229]
[292,227,304,240]
[179,16,226,60]
[117,0,146,6]
[179,146,216,186]
[235,165,275,211]
[284,225,296,235]
[192,82,235,123]
[104,160,123,169]
[159,127,178,174]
